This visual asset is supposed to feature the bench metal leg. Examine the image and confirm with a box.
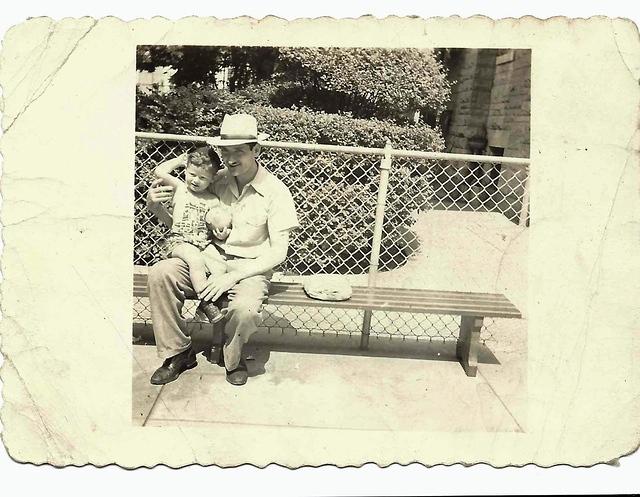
[456,315,483,377]
[360,309,372,350]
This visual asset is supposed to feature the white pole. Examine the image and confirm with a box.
[519,168,530,227]
[361,141,393,349]
[368,141,393,287]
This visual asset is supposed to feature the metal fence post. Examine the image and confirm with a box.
[518,167,530,227]
[360,141,393,350]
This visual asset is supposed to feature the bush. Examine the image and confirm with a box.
[136,84,445,151]
[135,86,440,273]
[276,48,452,122]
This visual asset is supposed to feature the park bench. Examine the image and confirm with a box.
[133,265,521,377]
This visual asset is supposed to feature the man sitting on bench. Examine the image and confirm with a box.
[146,114,299,386]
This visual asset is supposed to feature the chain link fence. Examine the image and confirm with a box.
[134,134,528,344]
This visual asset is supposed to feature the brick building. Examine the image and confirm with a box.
[440,48,530,223]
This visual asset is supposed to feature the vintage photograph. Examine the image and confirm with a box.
[1,13,637,472]
[132,45,530,431]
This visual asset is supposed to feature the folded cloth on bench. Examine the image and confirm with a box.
[303,275,352,301]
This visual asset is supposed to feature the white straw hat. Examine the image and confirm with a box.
[207,113,269,146]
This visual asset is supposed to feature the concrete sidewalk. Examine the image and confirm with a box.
[133,317,526,432]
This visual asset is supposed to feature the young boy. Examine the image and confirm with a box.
[154,147,232,323]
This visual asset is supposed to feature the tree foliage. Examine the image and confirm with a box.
[136,45,279,89]
[137,46,451,124]
[275,48,451,123]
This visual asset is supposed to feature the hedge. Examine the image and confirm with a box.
[136,85,445,151]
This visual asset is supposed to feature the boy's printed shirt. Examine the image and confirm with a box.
[170,184,220,244]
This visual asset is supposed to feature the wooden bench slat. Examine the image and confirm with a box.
[371,291,510,304]
[266,295,520,318]
[334,284,513,301]
[270,283,513,306]
[268,289,518,310]
[269,292,519,311]
[269,284,513,305]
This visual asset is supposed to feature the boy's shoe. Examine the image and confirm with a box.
[198,300,227,324]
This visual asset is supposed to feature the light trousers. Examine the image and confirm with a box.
[147,255,271,370]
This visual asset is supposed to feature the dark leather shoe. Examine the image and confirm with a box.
[225,358,248,386]
[150,347,197,385]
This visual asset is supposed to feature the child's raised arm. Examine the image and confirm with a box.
[154,153,187,189]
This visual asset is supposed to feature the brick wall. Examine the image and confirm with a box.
[444,48,530,158]
[445,49,497,154]
[442,48,530,223]
[486,49,531,158]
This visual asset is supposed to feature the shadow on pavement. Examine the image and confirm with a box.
[251,331,500,367]
[133,306,500,378]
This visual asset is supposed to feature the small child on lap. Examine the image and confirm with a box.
[155,147,232,323]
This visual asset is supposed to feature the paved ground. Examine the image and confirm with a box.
[133,211,528,432]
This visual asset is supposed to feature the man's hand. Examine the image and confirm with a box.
[199,272,241,303]
[147,178,175,206]
[146,178,175,228]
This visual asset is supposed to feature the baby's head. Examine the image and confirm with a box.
[185,147,221,193]
[206,207,233,231]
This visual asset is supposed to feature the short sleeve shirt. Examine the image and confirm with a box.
[170,183,220,243]
[211,165,299,258]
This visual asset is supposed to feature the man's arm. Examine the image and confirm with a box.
[199,180,299,302]
[146,178,174,228]
[229,229,289,279]
[198,230,290,302]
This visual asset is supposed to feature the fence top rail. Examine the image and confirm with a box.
[135,131,530,167]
